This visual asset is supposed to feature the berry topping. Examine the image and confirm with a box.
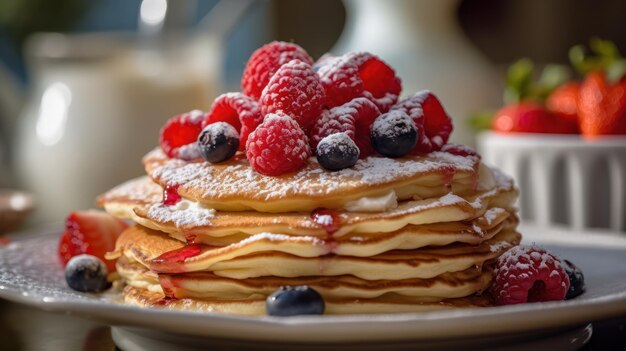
[492,102,578,134]
[370,110,418,158]
[65,254,110,293]
[260,59,325,131]
[440,143,480,158]
[58,210,128,272]
[392,91,452,153]
[266,285,325,316]
[491,245,570,306]
[203,93,262,151]
[562,259,586,299]
[241,41,313,99]
[197,122,239,163]
[245,113,312,176]
[316,132,360,171]
[160,110,206,160]
[317,55,364,108]
[318,52,401,112]
[162,184,181,206]
[310,97,380,157]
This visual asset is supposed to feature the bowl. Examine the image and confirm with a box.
[477,132,626,232]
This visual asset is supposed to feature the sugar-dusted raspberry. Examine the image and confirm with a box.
[349,52,401,112]
[491,245,570,306]
[309,97,380,158]
[392,90,452,153]
[203,92,262,151]
[318,55,364,108]
[160,110,206,160]
[260,59,325,131]
[245,113,312,176]
[440,143,480,158]
[241,41,313,99]
[318,52,401,112]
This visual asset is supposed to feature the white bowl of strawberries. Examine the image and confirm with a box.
[477,39,626,233]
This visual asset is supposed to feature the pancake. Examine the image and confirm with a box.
[123,286,493,315]
[117,258,493,300]
[108,225,520,279]
[142,148,483,212]
[98,167,516,241]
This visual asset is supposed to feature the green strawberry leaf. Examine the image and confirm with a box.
[504,58,534,103]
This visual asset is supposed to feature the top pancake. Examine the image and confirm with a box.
[142,148,483,212]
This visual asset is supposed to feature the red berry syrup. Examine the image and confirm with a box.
[151,244,203,272]
[163,184,182,205]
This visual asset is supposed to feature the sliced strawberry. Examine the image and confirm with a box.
[59,210,129,271]
[578,71,626,138]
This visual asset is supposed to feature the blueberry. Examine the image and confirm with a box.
[562,259,585,299]
[266,285,325,316]
[316,132,360,171]
[65,254,110,293]
[197,122,239,163]
[370,110,418,158]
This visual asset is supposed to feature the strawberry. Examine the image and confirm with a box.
[546,82,580,125]
[58,210,129,271]
[577,71,626,137]
[492,102,578,134]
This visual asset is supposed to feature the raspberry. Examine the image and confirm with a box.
[203,92,262,151]
[318,52,401,112]
[245,113,312,176]
[260,59,325,131]
[241,41,313,99]
[491,245,570,306]
[309,97,380,158]
[318,55,364,108]
[160,110,205,160]
[392,91,452,153]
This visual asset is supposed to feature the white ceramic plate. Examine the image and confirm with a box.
[0,225,625,345]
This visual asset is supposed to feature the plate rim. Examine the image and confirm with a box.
[1,227,626,343]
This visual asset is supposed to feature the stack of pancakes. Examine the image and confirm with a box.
[100,148,520,314]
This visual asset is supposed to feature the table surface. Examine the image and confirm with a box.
[0,298,625,351]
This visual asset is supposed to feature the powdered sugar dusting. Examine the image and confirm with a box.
[147,147,482,202]
[147,199,215,227]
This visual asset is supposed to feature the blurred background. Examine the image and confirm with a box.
[0,0,625,230]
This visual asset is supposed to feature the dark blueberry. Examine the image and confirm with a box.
[266,285,325,316]
[65,254,110,293]
[562,259,585,299]
[316,132,360,171]
[197,122,239,163]
[370,110,418,158]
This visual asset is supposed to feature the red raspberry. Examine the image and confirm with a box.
[318,55,364,109]
[310,97,380,158]
[260,59,325,131]
[241,41,313,100]
[392,91,452,153]
[245,113,312,176]
[203,92,262,151]
[491,245,570,306]
[58,210,129,272]
[318,52,401,112]
[160,110,205,160]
